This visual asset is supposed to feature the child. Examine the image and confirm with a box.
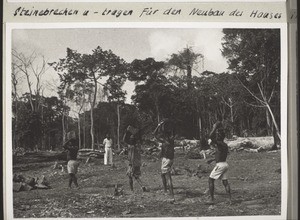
[63,131,79,188]
[123,127,146,192]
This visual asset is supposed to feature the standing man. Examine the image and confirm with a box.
[207,121,231,204]
[123,128,147,192]
[103,134,113,166]
[154,119,176,201]
[160,132,175,201]
[63,131,79,188]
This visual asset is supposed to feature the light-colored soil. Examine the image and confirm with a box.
[13,145,281,218]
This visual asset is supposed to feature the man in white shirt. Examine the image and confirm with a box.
[103,134,113,165]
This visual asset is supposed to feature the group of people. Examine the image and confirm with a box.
[62,120,231,205]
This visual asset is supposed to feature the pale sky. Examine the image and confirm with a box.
[12,28,229,103]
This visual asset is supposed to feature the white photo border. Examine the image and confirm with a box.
[5,22,288,220]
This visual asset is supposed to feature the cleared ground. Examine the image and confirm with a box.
[13,147,281,218]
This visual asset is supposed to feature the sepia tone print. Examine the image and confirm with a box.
[10,27,283,218]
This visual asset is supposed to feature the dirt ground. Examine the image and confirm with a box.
[13,148,281,218]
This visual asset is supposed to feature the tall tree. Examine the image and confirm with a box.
[12,49,50,150]
[11,61,24,150]
[168,47,204,90]
[51,47,127,149]
[66,81,93,148]
[204,72,245,136]
[12,50,48,112]
[129,58,171,124]
[222,29,281,143]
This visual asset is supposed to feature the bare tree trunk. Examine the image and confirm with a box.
[14,110,18,150]
[257,83,281,141]
[42,136,46,151]
[230,105,234,137]
[208,112,212,129]
[14,98,18,151]
[90,74,98,150]
[155,101,160,124]
[266,103,281,141]
[62,111,66,145]
[272,124,280,149]
[83,111,86,148]
[12,70,18,150]
[96,136,100,150]
[48,134,51,150]
[41,104,44,150]
[198,115,202,141]
[222,104,226,121]
[117,104,121,151]
[12,50,47,112]
[90,104,95,150]
[66,115,69,135]
[24,72,35,111]
[78,113,81,149]
[265,109,272,135]
[187,65,192,90]
[110,118,116,146]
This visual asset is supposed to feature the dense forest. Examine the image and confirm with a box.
[11,28,281,152]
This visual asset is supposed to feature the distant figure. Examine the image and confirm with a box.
[123,128,147,192]
[207,121,231,204]
[63,131,79,188]
[103,134,113,165]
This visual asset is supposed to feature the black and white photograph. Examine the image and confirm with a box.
[5,23,288,219]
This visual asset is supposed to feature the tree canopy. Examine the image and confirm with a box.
[11,29,281,151]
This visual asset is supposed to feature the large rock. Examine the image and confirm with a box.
[78,149,104,158]
[226,137,274,151]
[13,174,51,191]
[175,139,200,151]
[13,182,33,192]
[13,182,23,192]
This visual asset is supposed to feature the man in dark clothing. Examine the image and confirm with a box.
[207,121,231,204]
[123,126,147,192]
[159,133,175,200]
[123,130,147,192]
[63,131,79,188]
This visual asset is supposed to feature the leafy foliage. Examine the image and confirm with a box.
[221,29,281,140]
[12,30,282,151]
